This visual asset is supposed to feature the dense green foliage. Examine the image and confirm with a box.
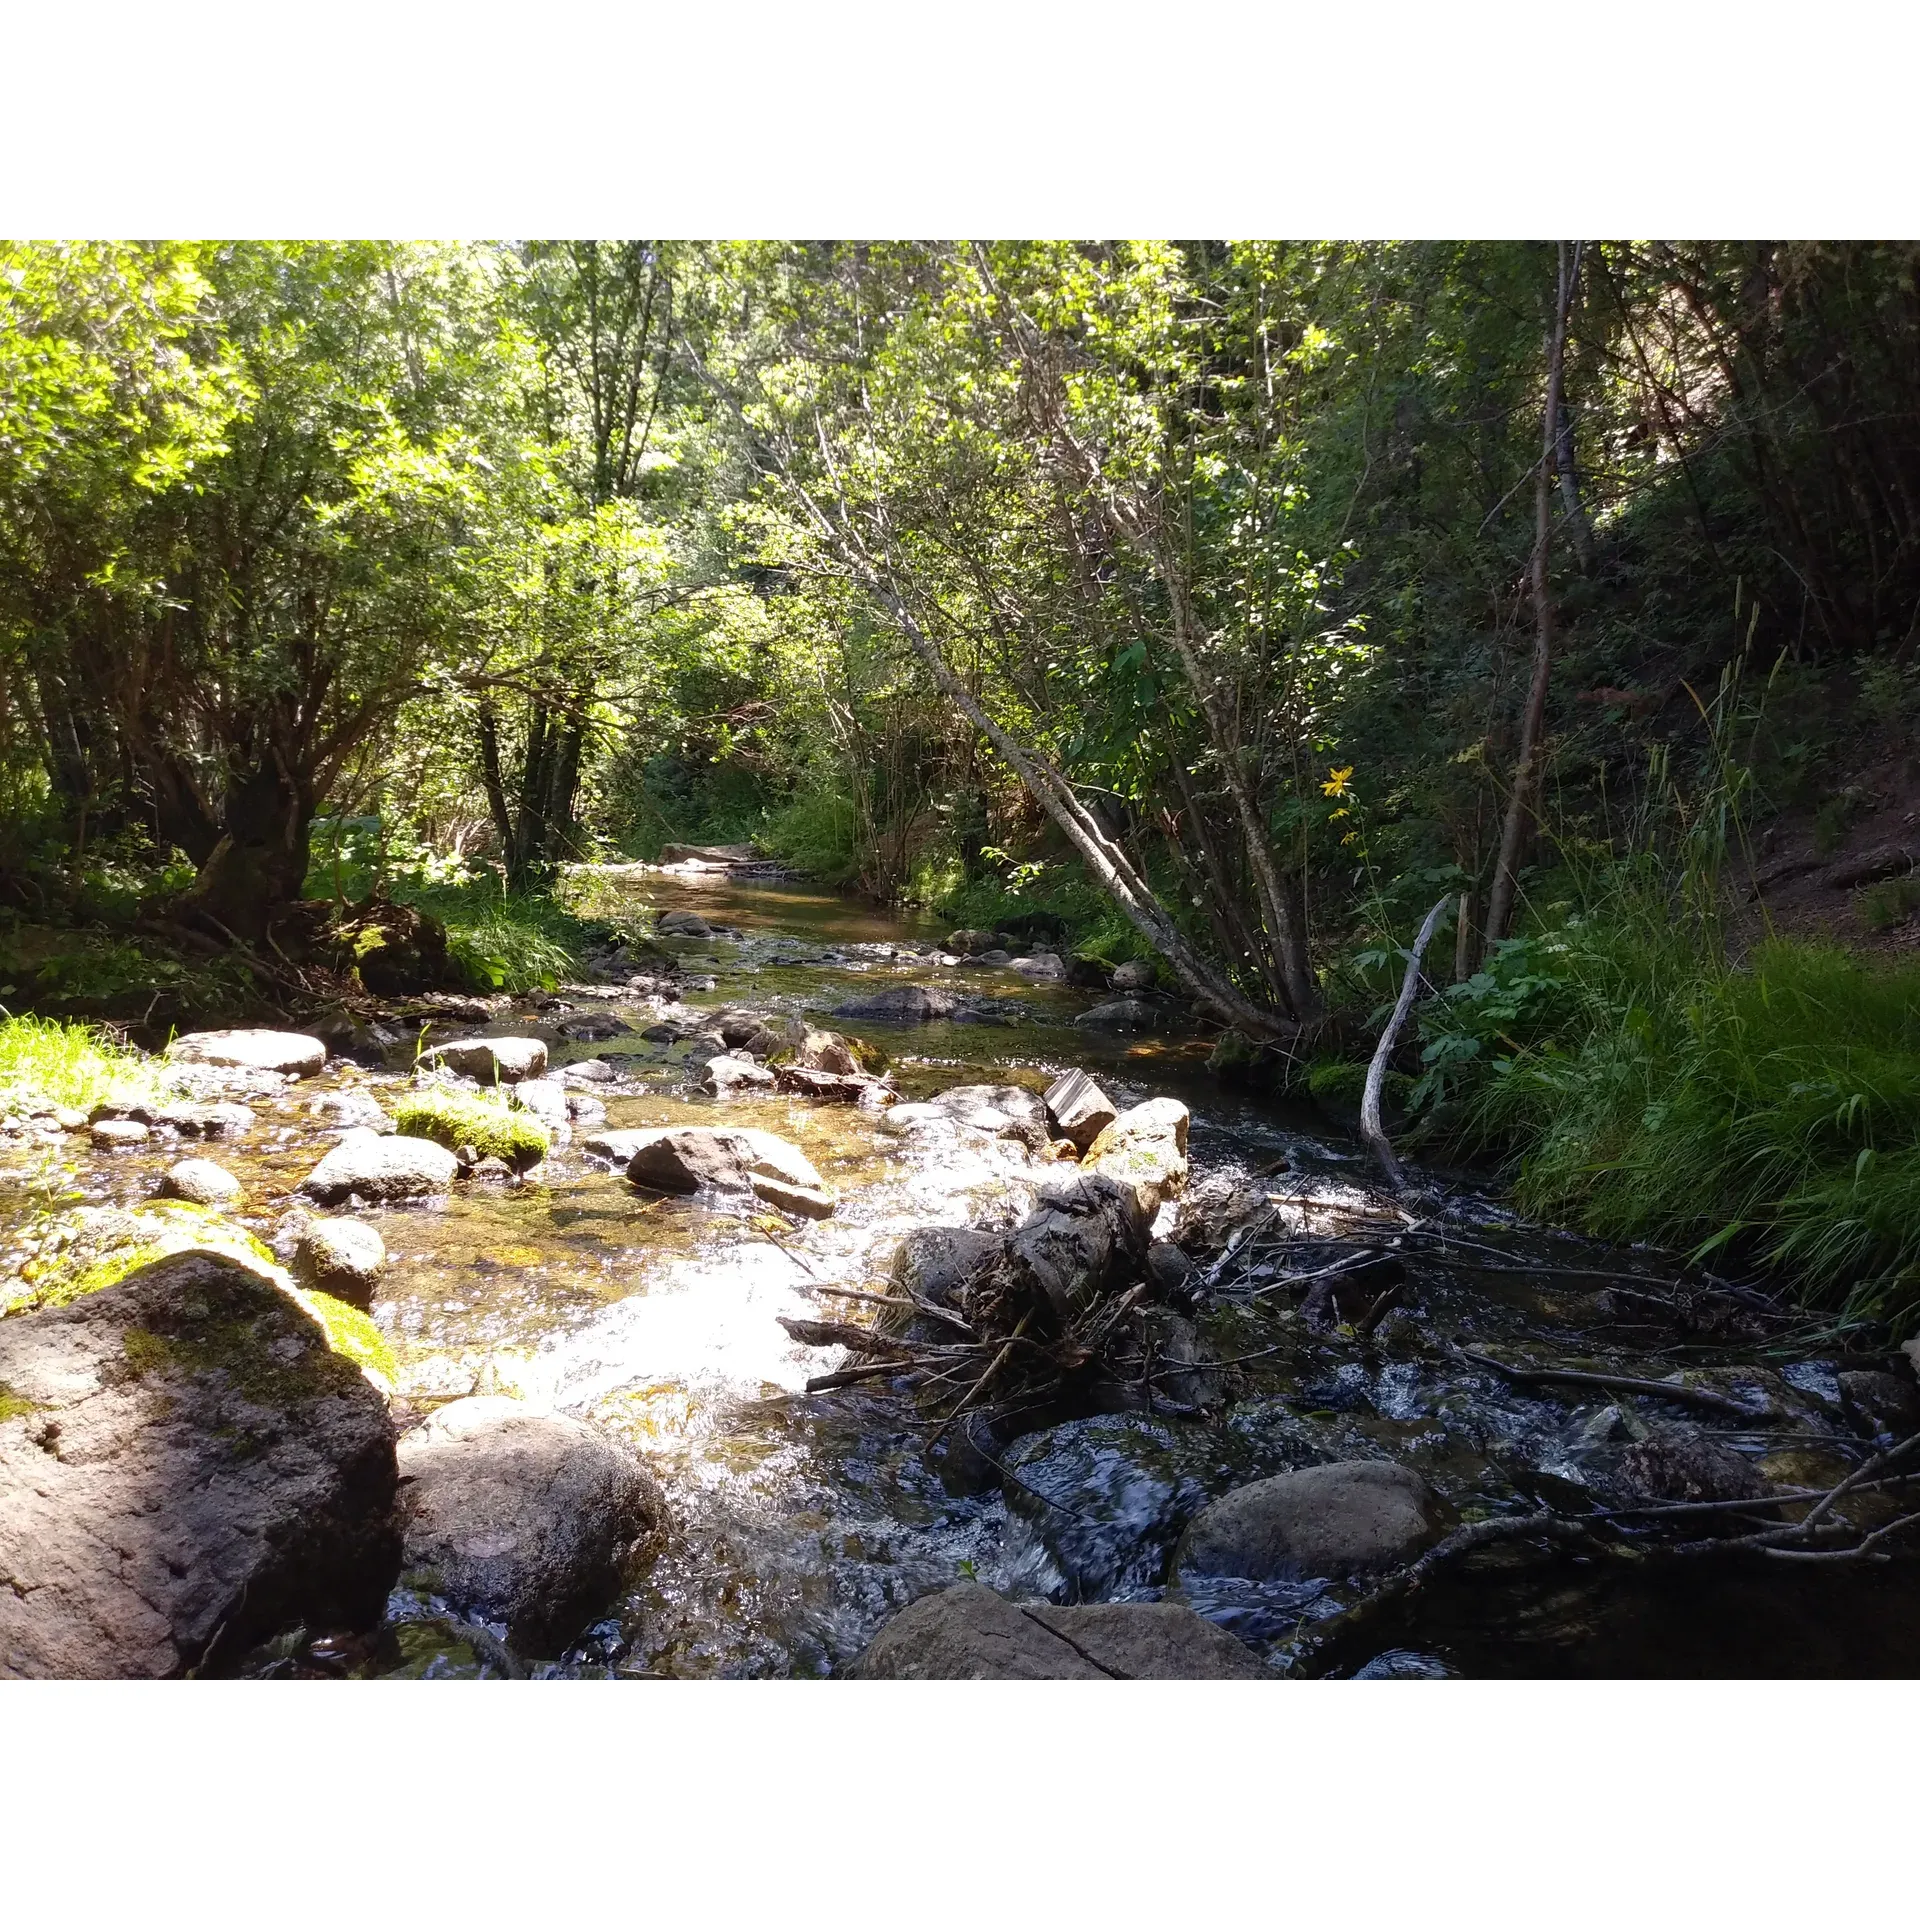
[8,239,1920,1315]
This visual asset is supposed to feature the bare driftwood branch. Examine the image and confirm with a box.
[1359,894,1452,1190]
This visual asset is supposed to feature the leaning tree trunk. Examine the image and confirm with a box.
[686,347,1305,1044]
[1485,241,1581,951]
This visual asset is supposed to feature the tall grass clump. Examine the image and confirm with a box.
[1413,664,1920,1327]
[1437,927,1920,1323]
[0,1011,161,1116]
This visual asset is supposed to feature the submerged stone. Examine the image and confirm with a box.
[1004,1409,1316,1601]
[850,1583,1269,1679]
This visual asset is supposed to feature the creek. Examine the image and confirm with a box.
[8,869,1918,1677]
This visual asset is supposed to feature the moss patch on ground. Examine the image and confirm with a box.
[394,1084,548,1170]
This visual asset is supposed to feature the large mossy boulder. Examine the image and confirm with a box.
[393,1085,548,1171]
[849,1583,1270,1679]
[0,1250,400,1677]
[396,1397,664,1656]
[328,898,449,996]
[5,1198,280,1317]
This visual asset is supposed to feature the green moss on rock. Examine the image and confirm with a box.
[114,1266,357,1408]
[0,1382,43,1421]
[17,1199,279,1314]
[293,1286,398,1393]
[393,1085,548,1170]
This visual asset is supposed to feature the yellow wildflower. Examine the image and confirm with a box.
[1321,766,1354,798]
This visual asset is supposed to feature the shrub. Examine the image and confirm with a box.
[1857,875,1920,932]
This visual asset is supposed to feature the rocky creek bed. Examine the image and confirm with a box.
[5,870,1919,1679]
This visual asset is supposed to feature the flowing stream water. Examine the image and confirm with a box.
[9,870,1919,1677]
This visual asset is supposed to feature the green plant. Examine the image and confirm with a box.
[393,1084,549,1169]
[0,1012,160,1117]
[1857,876,1920,932]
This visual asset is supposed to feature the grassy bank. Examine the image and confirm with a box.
[0,1012,162,1116]
[1409,908,1920,1330]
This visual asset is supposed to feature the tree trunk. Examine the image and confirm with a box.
[1159,561,1320,1019]
[172,762,314,945]
[476,703,516,868]
[1485,242,1581,951]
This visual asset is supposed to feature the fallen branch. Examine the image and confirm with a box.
[1457,1346,1761,1419]
[1359,891,1453,1193]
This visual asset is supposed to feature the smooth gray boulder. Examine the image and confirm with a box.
[1614,1428,1766,1504]
[396,1397,664,1656]
[1839,1368,1920,1436]
[299,1128,459,1204]
[511,1077,573,1134]
[1110,959,1157,991]
[1010,952,1068,983]
[655,909,715,936]
[1174,1461,1449,1585]
[90,1118,149,1149]
[0,1251,399,1678]
[419,1036,548,1084]
[291,1217,387,1310]
[942,929,1002,956]
[890,1226,1003,1311]
[305,1088,393,1135]
[1075,995,1164,1031]
[166,1028,329,1078]
[1044,1068,1119,1152]
[850,1583,1270,1679]
[159,1157,241,1206]
[698,1053,776,1097]
[795,1029,869,1077]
